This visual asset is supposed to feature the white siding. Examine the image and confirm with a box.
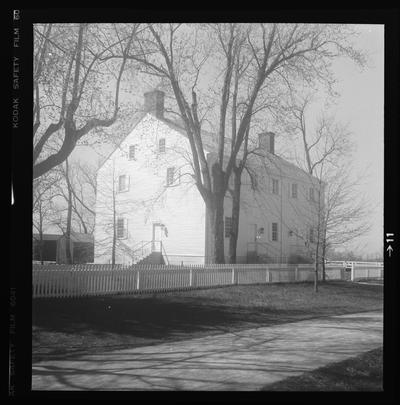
[221,154,322,263]
[95,114,322,265]
[94,114,206,265]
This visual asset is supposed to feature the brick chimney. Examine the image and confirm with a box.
[258,132,275,154]
[144,90,165,119]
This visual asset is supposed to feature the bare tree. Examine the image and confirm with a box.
[68,161,97,234]
[33,172,60,263]
[94,156,142,266]
[285,94,371,291]
[320,164,372,275]
[47,159,97,263]
[33,23,139,179]
[48,159,74,263]
[123,23,365,263]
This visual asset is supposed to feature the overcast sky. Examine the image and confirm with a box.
[327,24,384,256]
[72,24,384,257]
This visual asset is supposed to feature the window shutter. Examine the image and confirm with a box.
[271,178,280,195]
[268,222,272,241]
[124,218,128,238]
[127,175,130,191]
[117,218,124,239]
[159,138,166,153]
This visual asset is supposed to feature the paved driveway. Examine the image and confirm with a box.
[32,311,383,391]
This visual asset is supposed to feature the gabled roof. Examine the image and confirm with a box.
[254,153,320,184]
[98,111,318,184]
[97,111,148,171]
[161,117,225,152]
[97,112,224,171]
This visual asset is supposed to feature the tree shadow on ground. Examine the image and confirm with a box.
[32,320,383,391]
[32,287,382,362]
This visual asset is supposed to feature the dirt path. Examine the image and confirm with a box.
[32,310,383,391]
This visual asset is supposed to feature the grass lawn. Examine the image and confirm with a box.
[261,347,383,391]
[32,281,383,362]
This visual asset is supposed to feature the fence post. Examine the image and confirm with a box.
[350,262,355,282]
[231,267,235,285]
[266,266,269,283]
[189,268,193,287]
[136,269,140,290]
[295,266,298,282]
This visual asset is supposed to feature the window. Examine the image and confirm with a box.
[118,175,129,192]
[250,172,258,191]
[225,217,232,238]
[309,188,315,201]
[159,138,166,153]
[272,222,278,242]
[129,145,136,160]
[117,218,127,239]
[291,183,298,198]
[272,179,279,195]
[166,167,175,186]
[309,228,315,243]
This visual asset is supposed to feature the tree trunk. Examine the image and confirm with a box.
[65,197,73,264]
[111,183,116,268]
[314,237,320,293]
[314,252,319,293]
[65,161,73,264]
[39,233,44,265]
[229,166,241,264]
[39,205,44,265]
[209,196,225,264]
[207,163,226,264]
[321,239,327,282]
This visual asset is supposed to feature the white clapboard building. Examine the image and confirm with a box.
[94,90,323,265]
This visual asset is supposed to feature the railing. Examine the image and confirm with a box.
[326,260,383,267]
[121,240,163,264]
[136,241,154,263]
[325,261,384,282]
[117,240,139,262]
[160,242,169,265]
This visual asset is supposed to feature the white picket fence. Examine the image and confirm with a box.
[32,261,383,299]
[350,262,384,281]
[32,263,313,298]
